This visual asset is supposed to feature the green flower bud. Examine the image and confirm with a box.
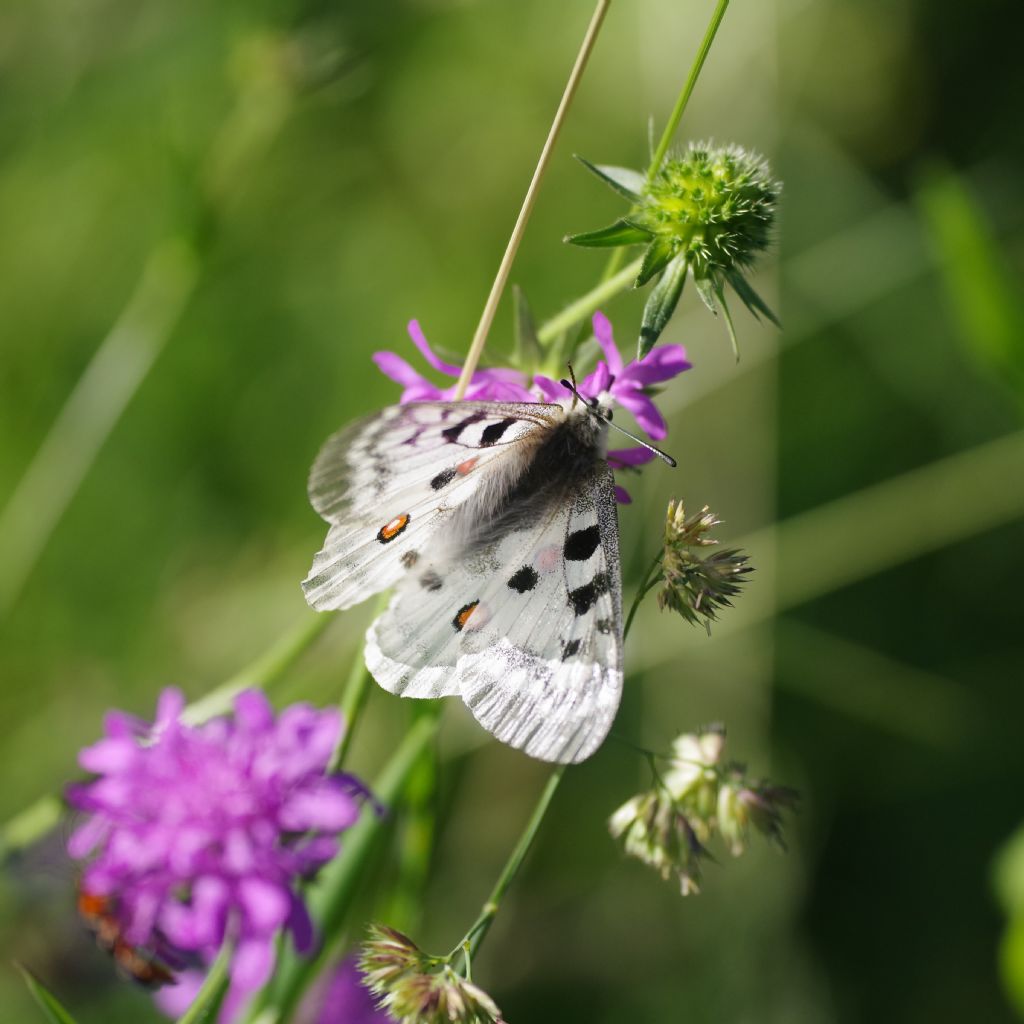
[638,143,779,278]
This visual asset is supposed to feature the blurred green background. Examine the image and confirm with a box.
[2,0,1023,1021]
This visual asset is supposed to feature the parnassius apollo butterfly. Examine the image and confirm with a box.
[302,384,674,764]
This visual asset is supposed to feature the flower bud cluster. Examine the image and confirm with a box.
[657,500,752,629]
[608,727,796,894]
[359,925,504,1024]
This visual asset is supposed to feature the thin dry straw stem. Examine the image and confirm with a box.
[453,0,612,399]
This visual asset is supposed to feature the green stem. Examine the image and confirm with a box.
[182,612,336,726]
[537,257,643,346]
[329,657,371,773]
[623,550,663,640]
[591,0,731,287]
[265,709,443,1024]
[176,932,234,1024]
[647,0,730,179]
[458,765,566,963]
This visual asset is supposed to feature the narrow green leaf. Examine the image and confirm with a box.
[726,270,781,327]
[694,275,718,315]
[565,220,652,248]
[638,254,688,359]
[175,933,233,1024]
[635,236,677,287]
[513,285,543,369]
[915,166,1024,401]
[713,278,741,362]
[14,964,80,1024]
[574,155,646,202]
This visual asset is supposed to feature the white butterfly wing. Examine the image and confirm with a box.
[365,464,623,763]
[303,401,560,611]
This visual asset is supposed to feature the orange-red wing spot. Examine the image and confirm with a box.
[455,457,478,476]
[377,513,410,544]
[452,600,480,632]
[77,889,111,923]
[112,940,175,989]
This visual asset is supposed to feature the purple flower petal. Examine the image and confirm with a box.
[371,351,434,392]
[238,878,291,934]
[614,388,668,439]
[533,375,566,403]
[406,320,462,376]
[79,737,137,774]
[626,343,691,384]
[231,937,275,993]
[614,485,632,504]
[592,311,624,375]
[607,447,658,468]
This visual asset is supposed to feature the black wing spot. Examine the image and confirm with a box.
[442,412,485,444]
[480,417,517,446]
[568,572,611,616]
[507,565,539,593]
[430,467,457,490]
[401,550,420,569]
[564,524,601,561]
[562,638,581,660]
[596,618,613,634]
[420,570,443,592]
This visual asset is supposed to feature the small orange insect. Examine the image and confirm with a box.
[77,887,175,988]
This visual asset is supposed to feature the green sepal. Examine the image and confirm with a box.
[635,235,677,287]
[726,269,781,327]
[713,278,741,362]
[574,155,646,202]
[638,253,688,359]
[14,964,80,1024]
[565,219,653,248]
[512,285,543,370]
[694,274,719,315]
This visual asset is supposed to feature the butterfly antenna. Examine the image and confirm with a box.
[559,378,677,467]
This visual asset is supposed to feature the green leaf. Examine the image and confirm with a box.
[635,235,677,287]
[175,933,233,1024]
[14,964,80,1024]
[512,285,542,369]
[694,274,718,315]
[565,220,652,248]
[725,269,781,327]
[574,155,646,202]
[638,253,687,359]
[915,165,1024,402]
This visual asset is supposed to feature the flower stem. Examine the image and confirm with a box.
[590,0,732,289]
[453,0,612,399]
[458,764,567,964]
[647,0,731,180]
[176,931,234,1024]
[536,256,643,347]
[623,549,664,640]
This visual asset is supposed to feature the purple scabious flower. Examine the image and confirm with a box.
[66,688,366,1022]
[374,321,534,403]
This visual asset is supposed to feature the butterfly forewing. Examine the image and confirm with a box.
[303,401,560,611]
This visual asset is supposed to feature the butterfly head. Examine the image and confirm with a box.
[558,377,677,467]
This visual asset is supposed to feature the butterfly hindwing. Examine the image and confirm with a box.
[303,401,560,611]
[365,463,623,763]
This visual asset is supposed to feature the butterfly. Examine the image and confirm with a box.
[302,381,674,764]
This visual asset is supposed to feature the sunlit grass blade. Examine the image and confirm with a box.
[14,963,80,1024]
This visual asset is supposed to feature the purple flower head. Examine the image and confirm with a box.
[66,688,367,1022]
[374,321,534,403]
